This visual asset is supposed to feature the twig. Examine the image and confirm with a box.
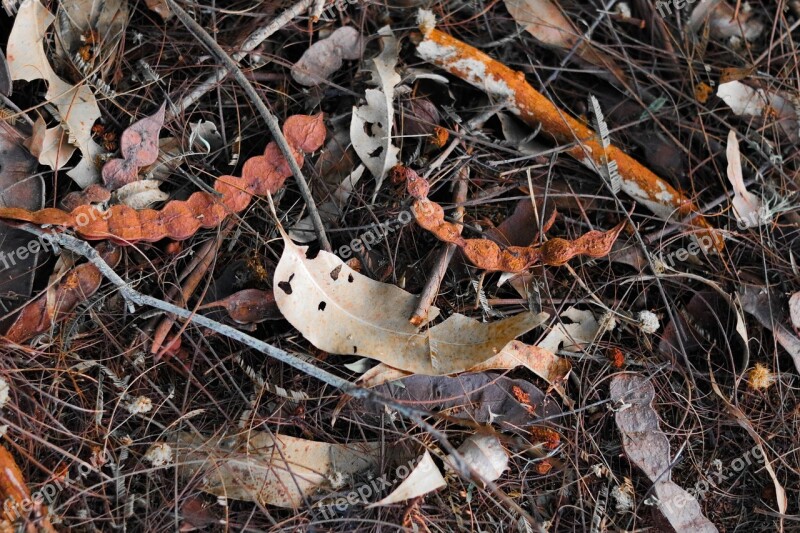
[172,0,315,118]
[17,224,537,526]
[166,0,332,252]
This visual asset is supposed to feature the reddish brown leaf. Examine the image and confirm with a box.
[0,114,326,244]
[61,184,111,211]
[199,288,281,324]
[5,243,121,343]
[103,103,167,190]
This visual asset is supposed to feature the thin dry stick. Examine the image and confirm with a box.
[172,0,315,118]
[150,219,236,355]
[410,166,469,326]
[166,0,331,252]
[18,225,539,526]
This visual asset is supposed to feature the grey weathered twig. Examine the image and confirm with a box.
[166,0,332,252]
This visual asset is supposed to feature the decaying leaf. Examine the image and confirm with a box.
[367,451,445,507]
[199,288,282,324]
[189,120,223,154]
[291,26,363,86]
[114,179,169,209]
[538,307,606,353]
[717,81,799,143]
[54,0,129,76]
[445,435,508,484]
[141,137,184,181]
[145,0,171,20]
[173,431,380,509]
[740,284,800,374]
[273,233,547,374]
[610,373,717,533]
[350,26,400,196]
[400,166,625,272]
[5,243,121,343]
[415,11,723,252]
[103,103,167,190]
[725,130,766,228]
[0,120,44,330]
[0,114,326,243]
[0,444,56,531]
[504,0,625,85]
[346,372,562,434]
[688,0,764,41]
[25,116,76,169]
[61,184,111,211]
[7,0,104,186]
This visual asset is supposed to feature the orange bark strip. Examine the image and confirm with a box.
[0,444,56,531]
[416,15,722,252]
[0,114,326,244]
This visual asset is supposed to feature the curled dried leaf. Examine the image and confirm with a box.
[103,103,167,190]
[0,114,326,244]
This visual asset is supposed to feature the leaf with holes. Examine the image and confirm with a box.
[273,233,547,375]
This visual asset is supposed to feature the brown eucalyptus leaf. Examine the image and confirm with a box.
[291,26,363,86]
[0,121,43,330]
[610,373,717,532]
[172,431,380,509]
[273,233,547,375]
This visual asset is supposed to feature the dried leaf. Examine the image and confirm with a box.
[0,120,44,330]
[145,0,171,20]
[717,81,799,143]
[415,11,723,252]
[173,431,380,508]
[61,184,111,211]
[291,26,363,86]
[610,373,717,532]
[688,0,764,41]
[199,288,281,324]
[445,435,508,484]
[189,120,223,154]
[7,0,103,186]
[54,0,128,76]
[725,130,766,228]
[25,117,76,170]
[350,26,400,196]
[538,307,604,352]
[273,233,547,374]
[141,137,184,181]
[465,340,571,382]
[114,179,169,209]
[0,114,326,243]
[347,372,562,434]
[103,103,167,190]
[5,243,121,343]
[740,284,800,374]
[367,451,445,507]
[504,0,625,84]
[403,166,625,272]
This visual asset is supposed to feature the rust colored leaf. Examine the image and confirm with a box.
[103,103,167,190]
[0,114,326,244]
[6,243,121,343]
[61,184,111,211]
[403,166,624,272]
[199,288,281,324]
[0,444,56,531]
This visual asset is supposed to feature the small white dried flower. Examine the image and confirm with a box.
[327,471,348,489]
[598,312,618,334]
[144,443,173,468]
[611,478,635,512]
[0,378,8,410]
[126,396,153,415]
[636,311,660,334]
